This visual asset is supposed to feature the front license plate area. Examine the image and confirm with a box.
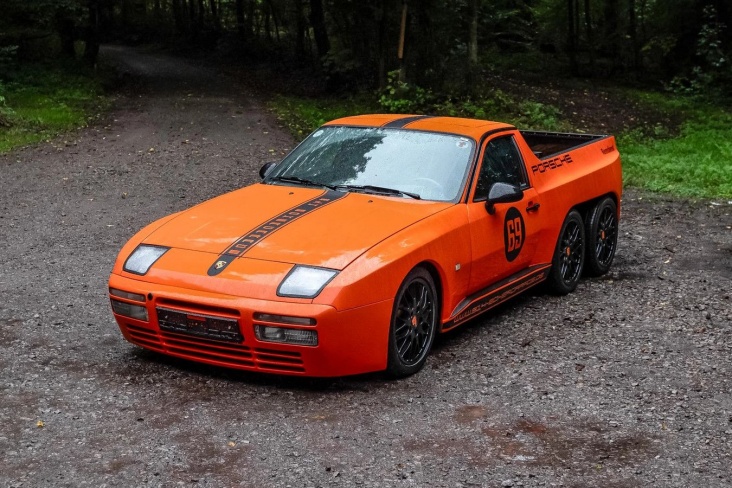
[156,307,243,343]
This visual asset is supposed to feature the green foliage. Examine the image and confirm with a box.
[0,62,107,153]
[378,72,569,131]
[619,104,732,199]
[273,80,730,199]
[0,46,18,71]
[668,5,730,95]
[378,71,435,113]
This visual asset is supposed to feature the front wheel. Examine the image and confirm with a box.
[386,267,439,378]
[546,210,586,295]
[584,197,618,276]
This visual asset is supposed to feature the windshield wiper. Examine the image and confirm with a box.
[337,184,421,200]
[271,175,338,191]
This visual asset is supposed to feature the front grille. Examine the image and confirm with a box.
[253,347,305,372]
[125,323,164,352]
[157,307,243,343]
[121,319,306,374]
[160,329,255,368]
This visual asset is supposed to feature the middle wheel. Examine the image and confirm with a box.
[546,210,586,295]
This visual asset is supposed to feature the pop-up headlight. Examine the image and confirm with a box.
[123,245,169,275]
[277,266,338,298]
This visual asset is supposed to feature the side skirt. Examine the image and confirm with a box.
[441,264,551,332]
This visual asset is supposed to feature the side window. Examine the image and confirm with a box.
[474,136,528,201]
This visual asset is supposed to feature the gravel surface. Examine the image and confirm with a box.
[1,46,731,488]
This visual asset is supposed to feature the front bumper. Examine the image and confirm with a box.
[109,273,392,377]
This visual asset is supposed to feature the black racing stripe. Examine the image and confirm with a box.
[207,190,347,276]
[382,115,433,128]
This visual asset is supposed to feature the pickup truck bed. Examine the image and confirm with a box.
[521,130,607,158]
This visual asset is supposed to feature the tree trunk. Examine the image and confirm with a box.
[294,0,306,58]
[264,6,271,42]
[584,0,594,72]
[188,0,198,36]
[397,0,408,82]
[467,0,479,89]
[55,10,76,59]
[628,0,640,71]
[468,0,478,65]
[309,0,330,58]
[198,0,205,28]
[269,0,281,44]
[603,0,619,71]
[567,0,578,75]
[172,0,186,34]
[235,0,246,38]
[83,0,101,67]
[246,0,255,39]
[376,0,388,89]
[209,0,220,30]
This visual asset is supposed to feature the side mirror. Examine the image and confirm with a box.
[485,182,523,215]
[259,161,277,179]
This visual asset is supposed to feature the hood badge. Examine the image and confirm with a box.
[214,260,227,270]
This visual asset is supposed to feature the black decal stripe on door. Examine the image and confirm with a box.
[441,264,550,331]
[207,190,347,276]
[382,115,433,128]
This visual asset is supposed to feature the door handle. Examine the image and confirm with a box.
[526,202,540,213]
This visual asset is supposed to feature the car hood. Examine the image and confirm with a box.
[143,183,452,271]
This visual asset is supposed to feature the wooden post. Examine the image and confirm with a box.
[398,0,408,82]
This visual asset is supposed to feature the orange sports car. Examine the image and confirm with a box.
[109,114,622,377]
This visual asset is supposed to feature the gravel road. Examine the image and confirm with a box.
[1,46,731,488]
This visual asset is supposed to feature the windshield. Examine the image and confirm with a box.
[266,126,475,202]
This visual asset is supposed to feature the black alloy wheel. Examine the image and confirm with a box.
[386,267,438,378]
[547,210,586,295]
[584,197,618,276]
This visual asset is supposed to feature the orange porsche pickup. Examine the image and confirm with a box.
[109,115,621,378]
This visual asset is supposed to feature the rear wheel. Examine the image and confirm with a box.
[386,267,438,378]
[547,210,585,295]
[584,197,618,276]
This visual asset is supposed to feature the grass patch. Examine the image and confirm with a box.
[269,95,378,139]
[619,103,732,199]
[0,63,108,153]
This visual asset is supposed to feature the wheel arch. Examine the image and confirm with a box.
[573,191,619,223]
[413,260,444,319]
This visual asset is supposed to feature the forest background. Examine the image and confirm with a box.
[1,0,730,198]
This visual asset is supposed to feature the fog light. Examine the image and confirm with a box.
[254,325,318,346]
[111,299,149,321]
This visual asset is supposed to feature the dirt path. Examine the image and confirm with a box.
[1,46,731,487]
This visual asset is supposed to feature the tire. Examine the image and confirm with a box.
[386,267,439,378]
[584,197,618,276]
[546,210,586,295]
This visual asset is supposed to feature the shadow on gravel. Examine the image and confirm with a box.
[114,347,387,392]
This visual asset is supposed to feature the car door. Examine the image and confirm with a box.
[467,133,542,291]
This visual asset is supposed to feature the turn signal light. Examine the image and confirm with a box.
[109,288,146,303]
[253,312,316,326]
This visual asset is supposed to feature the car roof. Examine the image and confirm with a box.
[324,114,515,140]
